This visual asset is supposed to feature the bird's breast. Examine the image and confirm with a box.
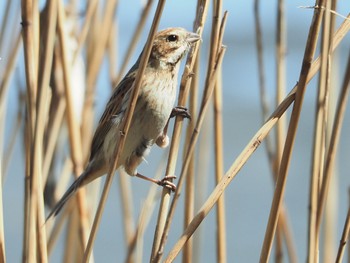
[134,72,176,139]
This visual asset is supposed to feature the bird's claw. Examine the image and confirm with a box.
[170,106,191,120]
[157,175,177,192]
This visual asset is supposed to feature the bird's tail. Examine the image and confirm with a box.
[46,173,85,221]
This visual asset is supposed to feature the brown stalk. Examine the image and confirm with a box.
[2,105,23,180]
[260,1,326,261]
[213,62,227,263]
[254,0,284,260]
[23,115,32,263]
[57,0,91,251]
[30,0,58,260]
[82,1,166,261]
[125,153,168,262]
[21,0,38,137]
[335,188,350,263]
[182,51,199,263]
[118,169,135,258]
[108,21,118,87]
[210,2,227,262]
[81,0,119,147]
[42,98,66,184]
[150,2,210,260]
[0,170,5,261]
[47,205,72,254]
[158,45,226,263]
[316,46,350,244]
[72,0,99,64]
[323,3,338,263]
[21,0,40,260]
[0,0,11,51]
[0,36,21,109]
[32,0,40,77]
[164,15,350,260]
[276,1,299,262]
[114,0,154,85]
[0,34,22,178]
[307,2,333,262]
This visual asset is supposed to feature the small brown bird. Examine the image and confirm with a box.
[47,27,200,219]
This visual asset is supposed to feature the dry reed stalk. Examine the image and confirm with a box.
[0,36,21,112]
[2,105,22,180]
[164,16,350,259]
[150,2,210,260]
[57,0,91,253]
[29,0,59,258]
[307,3,335,262]
[279,208,298,263]
[275,0,287,174]
[32,0,39,78]
[254,0,284,260]
[47,157,74,217]
[260,0,326,260]
[21,0,38,137]
[0,34,21,178]
[42,98,66,183]
[213,64,227,263]
[255,3,296,260]
[0,168,5,262]
[64,209,80,262]
[73,0,99,64]
[82,1,166,261]
[0,0,11,50]
[47,204,72,254]
[316,48,350,241]
[81,0,119,147]
[275,1,299,262]
[108,22,118,86]
[193,107,212,263]
[335,188,350,262]
[23,119,32,263]
[0,67,9,259]
[21,0,40,261]
[159,45,226,262]
[322,3,339,263]
[210,3,227,262]
[114,0,154,85]
[123,154,168,262]
[118,169,135,256]
[182,51,199,263]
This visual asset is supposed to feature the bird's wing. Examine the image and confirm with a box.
[89,70,137,161]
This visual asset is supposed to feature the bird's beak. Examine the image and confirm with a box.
[186,32,201,44]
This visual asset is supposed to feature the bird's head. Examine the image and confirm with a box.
[150,27,201,68]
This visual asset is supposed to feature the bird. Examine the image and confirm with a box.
[47,27,201,219]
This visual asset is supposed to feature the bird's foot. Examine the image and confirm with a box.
[170,106,191,120]
[157,175,177,192]
[135,173,176,192]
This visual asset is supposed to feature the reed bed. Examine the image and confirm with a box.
[1,0,350,262]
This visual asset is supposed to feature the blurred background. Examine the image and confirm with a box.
[1,0,350,262]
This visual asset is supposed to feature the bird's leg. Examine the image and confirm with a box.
[156,106,191,148]
[135,173,177,191]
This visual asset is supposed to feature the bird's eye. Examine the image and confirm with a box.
[167,34,178,42]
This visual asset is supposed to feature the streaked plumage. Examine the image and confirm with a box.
[47,27,200,219]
